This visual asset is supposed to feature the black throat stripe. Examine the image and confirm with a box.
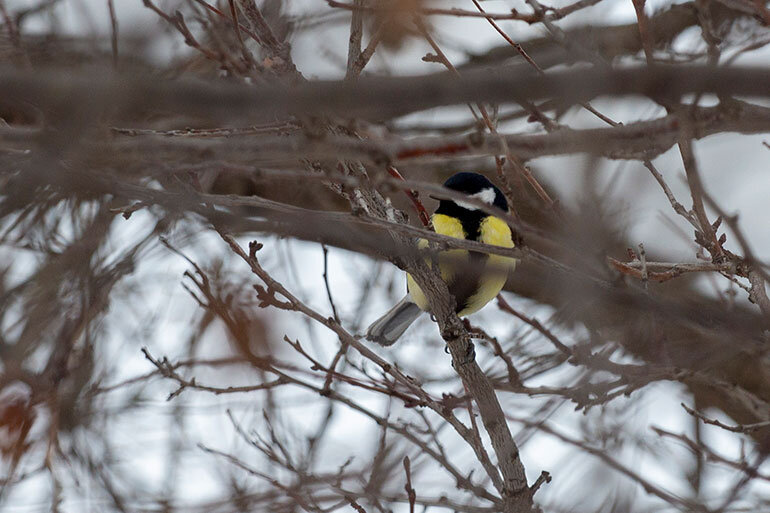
[434,201,486,241]
[434,201,491,312]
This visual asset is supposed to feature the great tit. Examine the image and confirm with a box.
[366,172,516,345]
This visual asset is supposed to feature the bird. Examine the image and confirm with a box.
[366,172,516,345]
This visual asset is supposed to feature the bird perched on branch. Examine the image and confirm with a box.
[366,172,516,345]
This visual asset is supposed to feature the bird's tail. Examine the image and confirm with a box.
[365,296,423,346]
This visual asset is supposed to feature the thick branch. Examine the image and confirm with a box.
[1,65,770,123]
[5,101,768,165]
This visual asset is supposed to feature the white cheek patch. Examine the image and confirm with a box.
[455,187,496,211]
[475,187,496,205]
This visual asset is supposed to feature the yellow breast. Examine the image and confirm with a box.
[406,214,516,316]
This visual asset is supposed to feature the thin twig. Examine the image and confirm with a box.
[190,0,264,43]
[497,294,572,357]
[106,0,118,68]
[321,244,341,322]
[632,0,655,64]
[345,0,364,80]
[385,165,431,227]
[682,403,770,433]
[142,347,288,399]
[349,18,385,78]
[403,456,416,513]
[327,0,602,24]
[677,124,724,260]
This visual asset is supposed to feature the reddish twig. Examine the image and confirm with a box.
[386,165,431,227]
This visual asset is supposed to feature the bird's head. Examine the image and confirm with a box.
[435,172,508,214]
